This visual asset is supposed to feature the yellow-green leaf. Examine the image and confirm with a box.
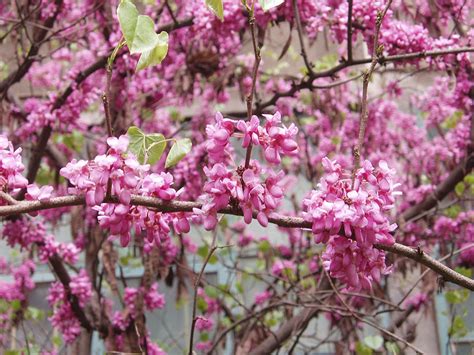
[258,0,284,11]
[165,138,192,168]
[136,31,169,71]
[205,0,224,21]
[118,0,159,54]
[127,126,167,164]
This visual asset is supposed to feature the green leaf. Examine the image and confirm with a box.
[54,130,84,153]
[118,0,157,54]
[258,0,284,11]
[445,289,469,304]
[235,281,244,294]
[197,245,209,259]
[196,297,208,313]
[146,137,167,165]
[128,126,147,162]
[205,0,224,21]
[441,110,463,130]
[258,239,271,253]
[10,300,21,311]
[464,173,474,185]
[117,0,169,71]
[455,182,465,197]
[119,255,130,266]
[386,341,399,354]
[208,254,218,265]
[200,332,210,342]
[444,204,461,218]
[52,335,62,348]
[5,350,22,355]
[25,307,44,321]
[355,342,373,355]
[165,138,192,168]
[136,31,169,72]
[127,126,166,164]
[455,267,472,278]
[364,335,383,350]
[449,315,468,337]
[204,285,218,299]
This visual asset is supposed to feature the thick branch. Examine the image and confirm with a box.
[49,254,92,331]
[375,243,474,290]
[251,307,319,355]
[20,55,109,196]
[256,47,474,113]
[1,194,473,290]
[0,0,63,96]
[401,154,474,222]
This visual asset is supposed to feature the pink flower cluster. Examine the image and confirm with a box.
[196,112,297,230]
[61,135,190,248]
[123,283,166,319]
[113,283,166,332]
[254,290,272,305]
[1,217,46,249]
[69,270,93,307]
[0,136,28,192]
[196,162,286,230]
[205,111,298,165]
[303,158,400,290]
[405,292,429,312]
[47,270,93,343]
[433,211,474,267]
[236,112,298,164]
[322,236,391,290]
[206,112,235,164]
[0,260,35,302]
[271,259,296,279]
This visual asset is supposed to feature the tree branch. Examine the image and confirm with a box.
[18,18,195,196]
[0,0,63,97]
[292,0,313,75]
[353,0,393,175]
[347,0,353,61]
[256,46,474,114]
[1,193,472,290]
[401,154,474,222]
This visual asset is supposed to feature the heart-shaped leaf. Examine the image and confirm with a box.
[118,0,159,54]
[364,335,383,350]
[127,126,147,163]
[147,139,167,165]
[258,0,284,11]
[117,0,169,71]
[165,138,192,168]
[127,126,166,164]
[206,0,224,21]
[136,31,169,72]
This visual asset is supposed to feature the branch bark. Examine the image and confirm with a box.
[0,0,63,96]
[1,193,473,290]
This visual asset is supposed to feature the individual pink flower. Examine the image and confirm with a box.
[254,290,272,305]
[195,316,214,331]
[236,115,260,148]
[26,184,53,201]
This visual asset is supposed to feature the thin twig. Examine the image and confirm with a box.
[244,1,263,169]
[292,0,313,75]
[347,0,353,61]
[324,269,425,354]
[352,0,393,180]
[188,231,218,355]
